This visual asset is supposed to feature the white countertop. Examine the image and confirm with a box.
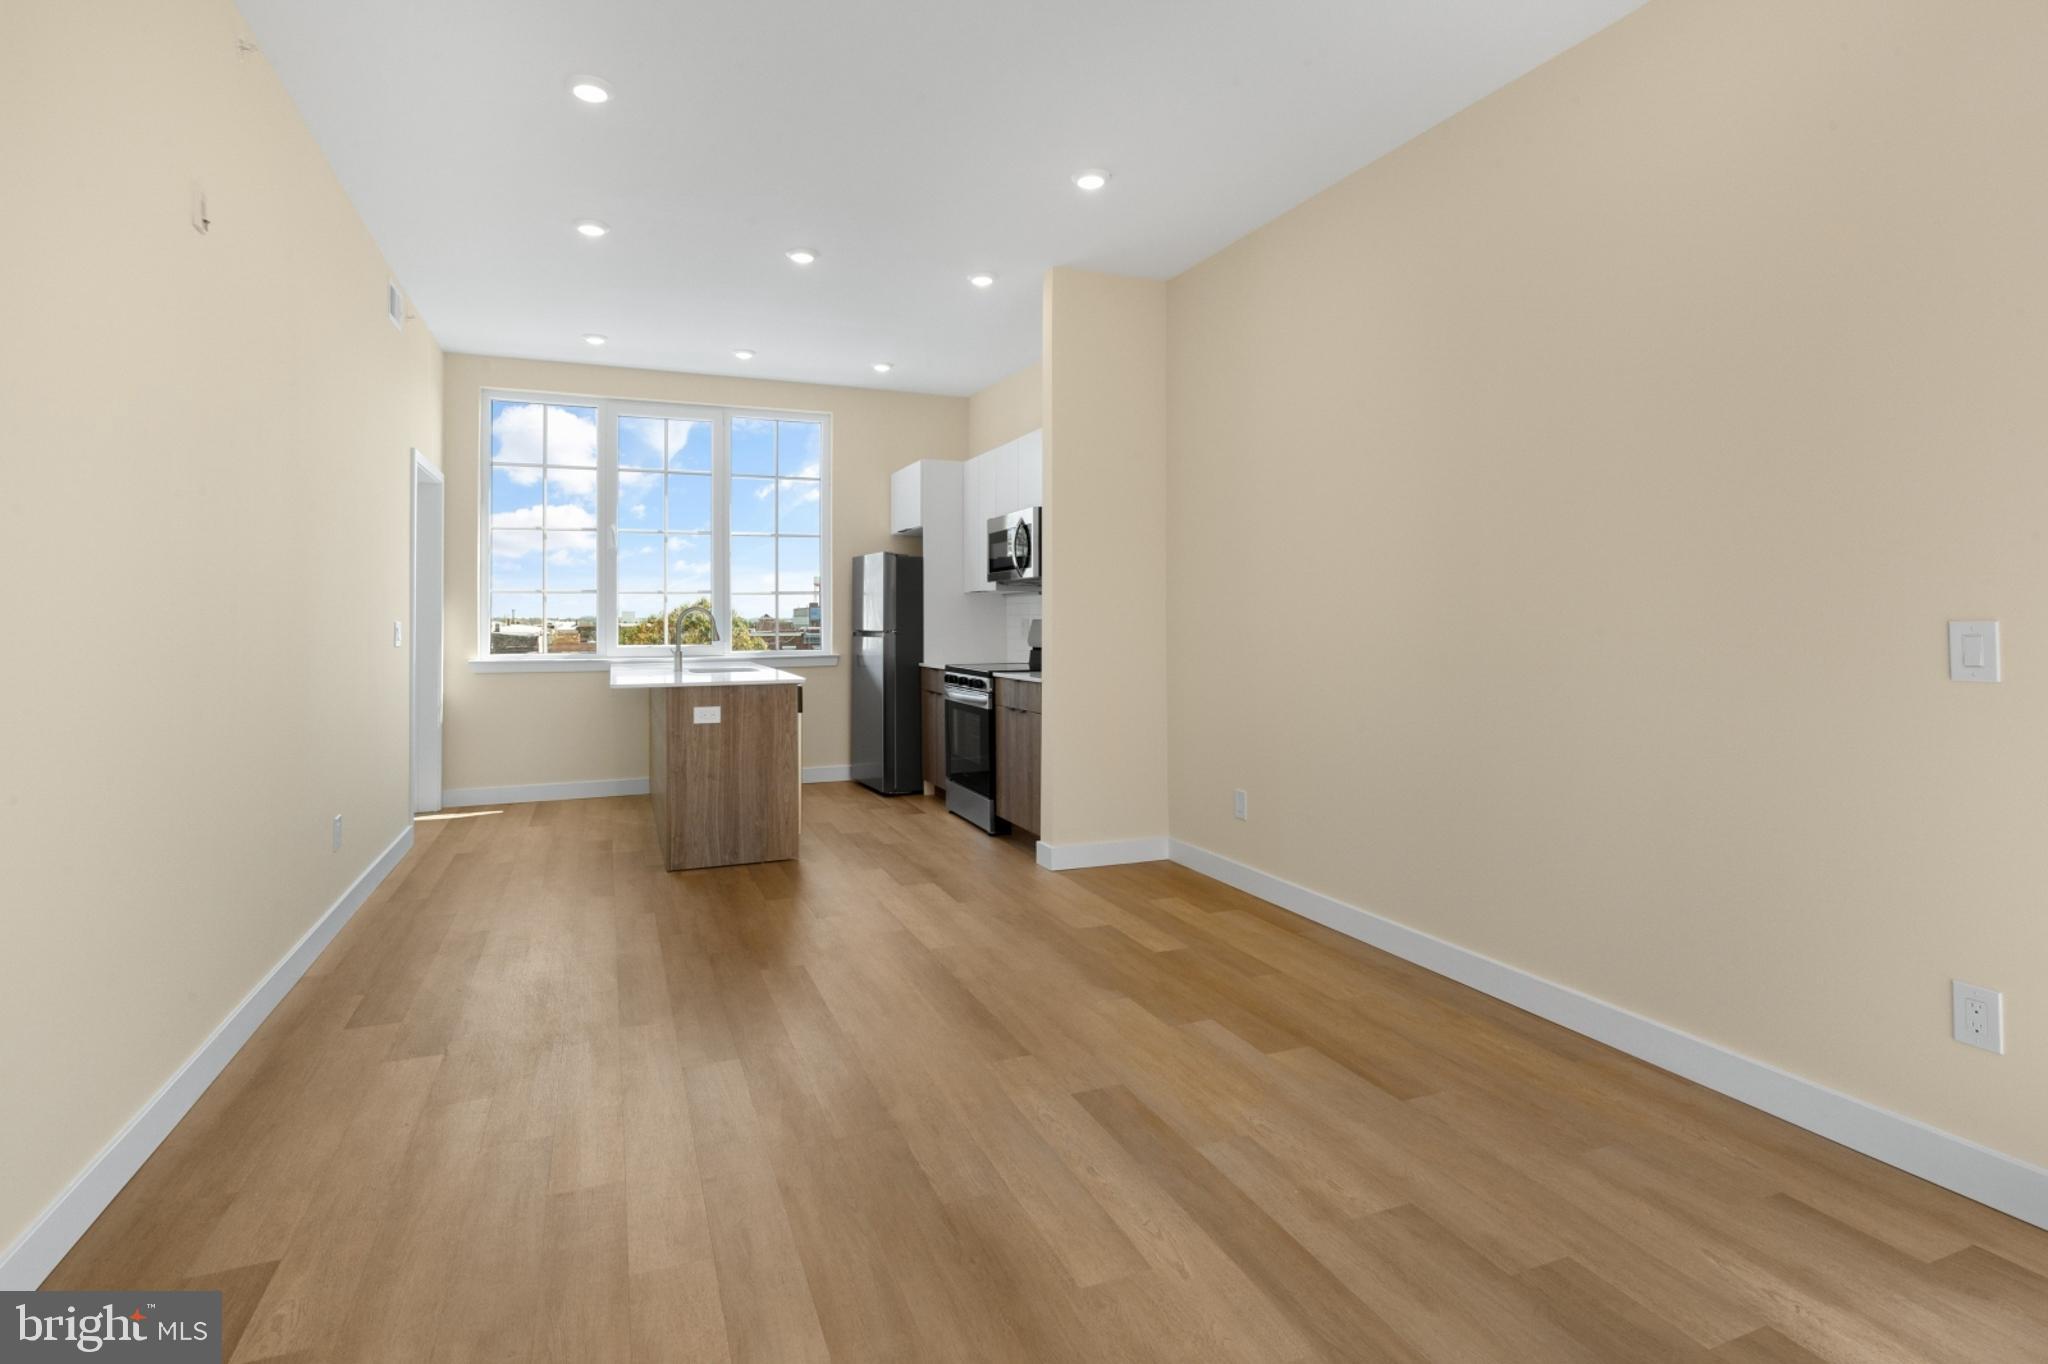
[608,661,806,690]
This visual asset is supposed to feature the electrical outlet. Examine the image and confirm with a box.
[393,620,403,647]
[1232,789,1249,821]
[1952,980,2004,1054]
[332,814,344,852]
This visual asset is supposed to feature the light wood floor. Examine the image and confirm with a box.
[47,785,2048,1362]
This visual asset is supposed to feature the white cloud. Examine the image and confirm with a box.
[490,504,597,530]
[491,530,539,562]
[619,471,659,525]
[668,546,712,590]
[492,402,543,462]
[546,533,596,563]
[549,409,598,466]
[491,400,596,467]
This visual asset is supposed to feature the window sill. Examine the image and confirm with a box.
[469,653,840,674]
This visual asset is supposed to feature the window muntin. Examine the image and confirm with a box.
[613,414,717,648]
[488,400,597,654]
[483,393,830,659]
[728,418,823,652]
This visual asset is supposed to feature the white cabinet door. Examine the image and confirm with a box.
[890,462,923,535]
[963,453,990,591]
[989,440,1019,518]
[1017,430,1043,507]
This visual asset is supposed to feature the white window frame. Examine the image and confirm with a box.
[476,387,834,666]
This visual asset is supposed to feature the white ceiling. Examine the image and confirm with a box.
[238,0,1644,396]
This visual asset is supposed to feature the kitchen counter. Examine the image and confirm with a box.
[610,661,805,690]
[919,663,1038,681]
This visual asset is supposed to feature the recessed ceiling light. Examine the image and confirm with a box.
[1073,169,1109,192]
[569,78,611,104]
[574,220,609,238]
[733,349,755,360]
[582,334,607,346]
[785,248,817,265]
[969,273,996,289]
[872,362,893,373]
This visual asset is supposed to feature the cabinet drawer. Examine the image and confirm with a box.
[996,677,1041,713]
[921,666,944,696]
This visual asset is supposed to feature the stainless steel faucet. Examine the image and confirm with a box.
[671,602,721,673]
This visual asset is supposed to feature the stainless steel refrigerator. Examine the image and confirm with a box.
[849,552,924,794]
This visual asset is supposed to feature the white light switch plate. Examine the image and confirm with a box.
[1949,620,2000,682]
[693,706,721,724]
[1953,980,2004,1054]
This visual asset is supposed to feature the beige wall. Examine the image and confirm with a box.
[1040,271,1171,848]
[0,0,443,1258]
[1165,0,2048,1164]
[442,354,965,791]
[967,361,1043,454]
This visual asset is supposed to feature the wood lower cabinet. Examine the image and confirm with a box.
[920,667,946,791]
[995,677,1041,835]
[648,683,800,871]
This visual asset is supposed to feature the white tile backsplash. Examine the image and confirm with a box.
[1002,591,1043,660]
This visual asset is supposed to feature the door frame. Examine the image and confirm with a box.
[410,448,446,814]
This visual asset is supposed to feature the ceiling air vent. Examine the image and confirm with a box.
[387,280,405,331]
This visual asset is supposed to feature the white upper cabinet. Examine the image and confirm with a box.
[962,452,992,592]
[1016,430,1043,507]
[889,462,924,535]
[894,433,1042,595]
[960,429,1043,593]
[991,441,1023,518]
[962,430,1048,589]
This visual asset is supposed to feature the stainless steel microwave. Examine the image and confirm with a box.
[987,507,1041,587]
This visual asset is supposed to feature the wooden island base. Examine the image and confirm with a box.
[648,682,800,870]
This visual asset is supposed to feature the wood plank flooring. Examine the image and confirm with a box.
[45,784,2048,1362]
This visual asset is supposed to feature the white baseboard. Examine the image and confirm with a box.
[1036,836,1172,871]
[0,823,417,1290]
[1168,838,2048,1233]
[444,769,850,806]
[442,777,648,806]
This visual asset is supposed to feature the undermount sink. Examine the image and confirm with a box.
[680,663,762,673]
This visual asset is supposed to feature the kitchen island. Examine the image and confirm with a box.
[609,661,803,871]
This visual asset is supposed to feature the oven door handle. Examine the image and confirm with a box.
[945,687,992,710]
